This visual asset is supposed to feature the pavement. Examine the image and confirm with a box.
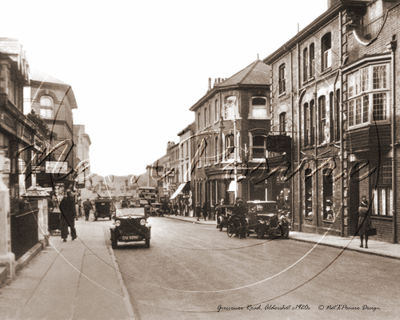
[0,218,135,320]
[1,214,400,320]
[165,214,400,260]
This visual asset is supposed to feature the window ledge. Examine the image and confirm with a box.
[303,76,315,85]
[278,92,286,98]
[304,217,313,221]
[322,219,334,224]
[321,67,332,75]
[371,215,393,220]
[248,116,270,120]
[249,159,266,163]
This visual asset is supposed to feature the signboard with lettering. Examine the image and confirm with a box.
[45,161,68,174]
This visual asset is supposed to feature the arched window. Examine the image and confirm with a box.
[39,96,53,118]
[304,103,309,147]
[321,33,332,71]
[279,112,286,134]
[309,43,315,77]
[224,135,234,160]
[329,92,334,142]
[223,96,237,120]
[214,136,219,163]
[318,96,326,144]
[310,100,315,145]
[305,168,313,218]
[303,47,308,82]
[215,99,218,121]
[204,107,207,126]
[335,89,340,141]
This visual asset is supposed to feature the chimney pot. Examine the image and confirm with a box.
[208,78,211,90]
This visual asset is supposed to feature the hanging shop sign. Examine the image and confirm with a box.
[45,161,68,174]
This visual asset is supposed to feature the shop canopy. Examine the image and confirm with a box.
[170,182,190,199]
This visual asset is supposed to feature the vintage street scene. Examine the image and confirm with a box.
[1,0,400,319]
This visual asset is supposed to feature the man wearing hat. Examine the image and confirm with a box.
[232,197,247,238]
[59,190,77,242]
[358,197,371,248]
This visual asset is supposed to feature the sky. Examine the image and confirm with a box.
[1,0,327,177]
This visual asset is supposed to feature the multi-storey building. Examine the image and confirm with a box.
[165,141,180,201]
[0,38,35,202]
[26,70,78,194]
[73,124,91,187]
[189,60,271,216]
[263,0,400,243]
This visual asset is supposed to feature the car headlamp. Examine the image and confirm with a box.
[259,220,265,224]
[140,219,146,226]
[115,220,121,227]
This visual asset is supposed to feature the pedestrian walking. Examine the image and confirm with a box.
[203,201,209,221]
[196,204,201,221]
[173,203,178,216]
[82,198,93,221]
[59,190,77,242]
[358,198,371,248]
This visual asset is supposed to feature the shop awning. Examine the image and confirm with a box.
[170,182,189,199]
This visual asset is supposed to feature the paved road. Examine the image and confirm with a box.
[110,217,400,320]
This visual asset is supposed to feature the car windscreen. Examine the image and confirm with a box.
[249,203,277,213]
[116,208,145,217]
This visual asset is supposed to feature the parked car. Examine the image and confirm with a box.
[93,199,115,221]
[216,205,234,231]
[246,201,290,239]
[150,202,161,216]
[110,206,151,249]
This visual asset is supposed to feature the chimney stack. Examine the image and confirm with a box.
[208,78,211,91]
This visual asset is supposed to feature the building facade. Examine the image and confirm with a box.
[263,0,400,242]
[73,124,91,187]
[189,60,271,217]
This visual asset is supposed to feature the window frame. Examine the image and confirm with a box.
[347,63,390,129]
[278,64,286,95]
[249,96,268,119]
[321,32,332,71]
[250,133,267,161]
[279,112,286,135]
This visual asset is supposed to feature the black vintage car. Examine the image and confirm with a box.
[93,199,115,221]
[246,201,290,239]
[216,205,234,231]
[110,207,151,248]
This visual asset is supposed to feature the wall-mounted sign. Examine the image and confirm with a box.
[45,161,68,174]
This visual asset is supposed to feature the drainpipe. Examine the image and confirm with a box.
[388,38,397,243]
[297,42,302,232]
[314,84,318,229]
[291,48,294,231]
[339,11,344,237]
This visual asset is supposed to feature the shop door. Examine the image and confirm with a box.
[349,169,359,236]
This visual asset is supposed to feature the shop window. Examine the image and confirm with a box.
[251,135,266,160]
[279,112,286,134]
[250,96,268,118]
[309,43,315,77]
[321,32,332,71]
[279,64,286,95]
[40,96,54,119]
[373,158,393,216]
[323,169,333,220]
[318,96,326,144]
[305,169,313,218]
[348,64,389,128]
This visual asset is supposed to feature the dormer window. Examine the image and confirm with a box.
[250,96,268,118]
[321,33,332,71]
[40,96,54,118]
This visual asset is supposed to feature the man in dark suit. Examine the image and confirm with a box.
[59,190,77,242]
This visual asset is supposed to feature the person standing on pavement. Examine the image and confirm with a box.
[232,197,247,238]
[203,201,209,221]
[59,190,77,242]
[358,198,371,248]
[82,198,93,221]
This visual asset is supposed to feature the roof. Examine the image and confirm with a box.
[30,69,67,85]
[177,122,195,136]
[263,0,370,64]
[189,59,270,111]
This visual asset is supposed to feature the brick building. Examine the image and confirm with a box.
[73,124,91,187]
[189,60,271,216]
[263,0,400,243]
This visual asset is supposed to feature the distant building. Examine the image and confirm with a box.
[25,69,78,194]
[73,124,91,187]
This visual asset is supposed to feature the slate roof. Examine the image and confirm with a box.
[30,69,68,86]
[190,60,270,111]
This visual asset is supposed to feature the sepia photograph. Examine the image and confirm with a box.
[0,0,400,319]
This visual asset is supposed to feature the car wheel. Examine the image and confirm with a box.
[268,229,276,239]
[256,227,264,239]
[94,216,98,221]
[282,228,290,239]
[111,231,118,249]
[227,222,235,237]
[145,238,150,248]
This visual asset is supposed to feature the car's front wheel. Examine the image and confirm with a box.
[111,231,118,249]
[145,238,150,248]
[256,227,265,239]
[282,227,290,239]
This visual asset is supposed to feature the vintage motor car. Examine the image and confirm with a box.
[93,199,115,221]
[216,205,234,231]
[110,206,151,248]
[246,201,290,239]
[150,202,161,216]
